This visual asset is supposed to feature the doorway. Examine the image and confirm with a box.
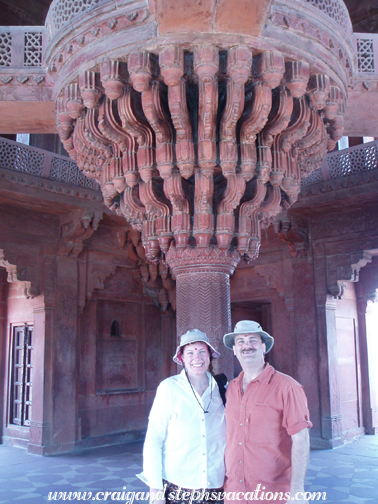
[9,324,33,426]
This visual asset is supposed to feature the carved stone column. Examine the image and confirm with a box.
[167,246,240,377]
[0,268,7,443]
[316,294,343,446]
[49,0,354,382]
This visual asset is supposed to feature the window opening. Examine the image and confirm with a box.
[110,320,120,338]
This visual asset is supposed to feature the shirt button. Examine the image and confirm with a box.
[239,442,242,445]
[241,405,245,408]
[240,423,243,426]
[239,479,243,483]
[246,419,248,423]
[239,461,242,464]
[202,435,205,437]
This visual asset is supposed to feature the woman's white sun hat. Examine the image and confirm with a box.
[223,320,274,354]
[173,328,221,365]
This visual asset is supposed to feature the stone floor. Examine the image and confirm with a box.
[0,435,377,504]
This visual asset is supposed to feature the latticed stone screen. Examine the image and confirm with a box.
[305,0,350,32]
[302,141,378,186]
[328,143,378,177]
[357,38,375,73]
[0,138,100,191]
[0,140,44,176]
[24,32,43,67]
[52,0,102,31]
[50,156,99,190]
[301,168,324,186]
[0,32,11,67]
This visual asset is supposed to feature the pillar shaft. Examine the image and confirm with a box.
[167,246,240,379]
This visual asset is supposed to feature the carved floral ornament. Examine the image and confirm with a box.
[55,46,346,266]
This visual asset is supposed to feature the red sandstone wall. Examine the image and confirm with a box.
[0,199,175,453]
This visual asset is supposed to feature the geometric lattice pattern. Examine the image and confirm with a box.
[0,138,100,191]
[301,141,378,186]
[52,0,102,31]
[50,155,100,190]
[328,142,378,177]
[357,38,375,73]
[305,0,350,33]
[0,32,11,67]
[24,32,43,67]
[0,140,44,176]
[301,168,324,186]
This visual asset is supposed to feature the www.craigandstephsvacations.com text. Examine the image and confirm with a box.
[47,484,327,502]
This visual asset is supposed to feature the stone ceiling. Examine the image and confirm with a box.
[2,0,378,33]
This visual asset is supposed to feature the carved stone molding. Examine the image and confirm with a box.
[358,257,378,303]
[58,209,103,257]
[275,212,310,258]
[326,250,373,299]
[0,249,39,298]
[119,228,176,311]
[165,244,240,277]
[86,263,117,299]
[254,263,285,297]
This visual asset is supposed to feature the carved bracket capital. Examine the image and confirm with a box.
[166,244,240,277]
[59,209,103,257]
[327,250,373,299]
[0,249,40,298]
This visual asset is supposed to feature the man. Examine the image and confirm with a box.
[223,320,312,504]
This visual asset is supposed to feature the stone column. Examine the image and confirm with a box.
[28,296,53,454]
[166,246,240,378]
[316,294,343,446]
[0,269,7,442]
[313,245,343,447]
[356,295,375,434]
[51,255,79,453]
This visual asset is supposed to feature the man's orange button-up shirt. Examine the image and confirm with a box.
[224,364,312,502]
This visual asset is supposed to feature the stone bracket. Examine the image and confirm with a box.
[326,250,373,299]
[59,209,103,257]
[0,248,40,298]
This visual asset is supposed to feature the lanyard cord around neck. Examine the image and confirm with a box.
[185,370,213,414]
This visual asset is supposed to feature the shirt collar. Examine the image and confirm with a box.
[237,363,275,385]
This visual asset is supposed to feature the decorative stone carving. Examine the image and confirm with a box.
[59,209,103,257]
[326,250,373,299]
[48,0,353,359]
[275,213,310,259]
[0,249,39,298]
[56,48,342,266]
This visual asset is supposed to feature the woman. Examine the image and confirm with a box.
[137,328,226,504]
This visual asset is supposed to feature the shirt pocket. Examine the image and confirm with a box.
[246,401,284,445]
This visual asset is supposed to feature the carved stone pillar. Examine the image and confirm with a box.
[166,246,240,377]
[48,0,354,385]
[316,294,343,446]
[356,295,375,434]
[28,295,52,455]
[0,268,7,442]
